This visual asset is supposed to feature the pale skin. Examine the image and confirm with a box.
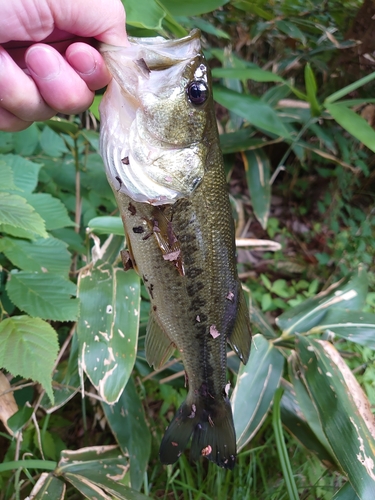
[0,0,129,132]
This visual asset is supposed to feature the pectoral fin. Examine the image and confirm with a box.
[145,314,176,369]
[227,289,252,364]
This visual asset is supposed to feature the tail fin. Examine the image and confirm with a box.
[159,397,236,469]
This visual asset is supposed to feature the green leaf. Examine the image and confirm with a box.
[6,271,79,321]
[102,377,151,491]
[296,336,375,497]
[123,0,165,29]
[276,266,368,336]
[325,103,375,153]
[39,126,68,157]
[213,86,291,139]
[304,63,321,116]
[13,123,39,156]
[243,149,271,228]
[43,118,79,135]
[332,482,361,500]
[0,160,19,191]
[30,474,66,500]
[0,192,48,238]
[0,237,71,277]
[288,352,337,465]
[212,67,285,83]
[272,388,300,500]
[24,193,74,230]
[0,154,41,193]
[0,132,14,153]
[77,263,140,403]
[220,131,268,154]
[189,18,230,39]
[0,316,58,401]
[87,216,125,236]
[89,95,102,121]
[325,71,375,104]
[7,406,34,434]
[56,446,150,500]
[275,19,306,44]
[249,301,278,339]
[159,0,228,16]
[231,334,284,451]
[309,309,375,349]
[280,381,338,467]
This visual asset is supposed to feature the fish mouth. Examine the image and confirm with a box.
[99,30,209,206]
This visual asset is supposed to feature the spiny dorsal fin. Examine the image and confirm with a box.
[145,313,176,369]
[227,289,252,364]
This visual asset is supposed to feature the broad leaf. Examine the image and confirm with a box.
[123,0,165,29]
[0,315,58,401]
[276,266,368,335]
[332,482,361,500]
[39,126,68,157]
[309,309,375,349]
[0,160,19,191]
[325,103,375,154]
[213,86,291,139]
[232,334,284,451]
[296,336,375,498]
[0,237,71,277]
[102,377,151,491]
[24,193,74,230]
[87,216,125,236]
[0,154,41,193]
[0,192,48,238]
[13,123,39,156]
[243,149,271,228]
[77,263,140,403]
[56,446,150,500]
[29,474,66,500]
[159,0,228,16]
[280,381,337,467]
[6,271,79,321]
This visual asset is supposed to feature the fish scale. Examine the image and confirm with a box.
[99,29,252,469]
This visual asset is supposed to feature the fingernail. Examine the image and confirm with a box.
[25,46,61,80]
[68,48,97,76]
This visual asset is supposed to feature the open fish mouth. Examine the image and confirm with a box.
[99,29,211,206]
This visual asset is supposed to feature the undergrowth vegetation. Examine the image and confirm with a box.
[0,0,375,499]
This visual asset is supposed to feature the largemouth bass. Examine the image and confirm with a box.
[99,29,252,470]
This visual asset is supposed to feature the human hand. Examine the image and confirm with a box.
[0,0,129,131]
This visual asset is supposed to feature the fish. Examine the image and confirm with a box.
[99,29,252,470]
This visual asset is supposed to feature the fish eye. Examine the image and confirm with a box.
[187,81,209,105]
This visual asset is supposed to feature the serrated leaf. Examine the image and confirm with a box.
[13,123,39,155]
[24,193,74,230]
[0,192,48,238]
[309,309,375,349]
[77,264,140,403]
[29,473,66,500]
[44,118,79,135]
[39,126,68,157]
[231,334,284,451]
[276,266,368,335]
[0,154,41,193]
[6,271,79,321]
[0,237,71,277]
[0,132,14,153]
[102,377,151,491]
[243,149,271,228]
[0,315,58,401]
[325,103,375,153]
[0,160,19,191]
[87,216,125,236]
[213,86,291,139]
[296,336,375,498]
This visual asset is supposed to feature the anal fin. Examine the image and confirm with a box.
[227,288,252,364]
[145,313,175,369]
